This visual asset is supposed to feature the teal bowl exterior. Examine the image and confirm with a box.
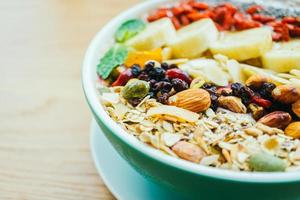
[82,1,300,199]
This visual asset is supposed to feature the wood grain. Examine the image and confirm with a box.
[0,0,139,199]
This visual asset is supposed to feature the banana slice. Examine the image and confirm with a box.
[180,58,228,86]
[126,18,176,51]
[262,39,300,73]
[168,18,218,58]
[226,59,246,83]
[210,27,272,61]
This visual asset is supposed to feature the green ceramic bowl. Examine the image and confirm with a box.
[82,1,300,199]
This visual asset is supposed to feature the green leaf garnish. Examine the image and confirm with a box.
[97,44,128,79]
[115,19,146,43]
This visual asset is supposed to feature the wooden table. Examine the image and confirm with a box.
[0,0,139,199]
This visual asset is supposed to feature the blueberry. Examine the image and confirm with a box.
[144,61,155,72]
[131,64,141,77]
[161,62,169,70]
[148,67,165,80]
[154,81,172,93]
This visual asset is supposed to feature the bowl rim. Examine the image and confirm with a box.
[82,0,300,183]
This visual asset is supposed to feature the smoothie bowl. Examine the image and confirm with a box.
[82,0,300,199]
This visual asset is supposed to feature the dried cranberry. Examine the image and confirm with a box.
[171,78,188,92]
[131,64,141,77]
[251,96,272,108]
[111,69,133,86]
[166,68,191,84]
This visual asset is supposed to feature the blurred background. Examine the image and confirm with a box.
[0,0,138,199]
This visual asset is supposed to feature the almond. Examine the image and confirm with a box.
[246,74,270,89]
[272,85,300,104]
[168,88,211,113]
[218,96,247,113]
[172,141,206,163]
[258,111,292,129]
[292,99,300,118]
[285,122,300,139]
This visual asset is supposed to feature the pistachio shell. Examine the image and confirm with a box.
[122,80,150,99]
[249,152,286,172]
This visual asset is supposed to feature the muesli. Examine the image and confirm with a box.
[96,0,300,172]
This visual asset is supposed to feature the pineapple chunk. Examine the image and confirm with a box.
[168,18,218,58]
[262,39,300,73]
[210,27,272,61]
[126,18,176,51]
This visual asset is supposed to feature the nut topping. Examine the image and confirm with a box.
[172,141,206,163]
[272,85,300,104]
[245,74,270,89]
[168,88,211,113]
[292,99,300,118]
[285,122,300,139]
[218,96,247,113]
[258,111,292,129]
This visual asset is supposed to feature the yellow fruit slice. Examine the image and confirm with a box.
[210,27,272,61]
[180,58,229,86]
[262,39,300,73]
[125,18,176,51]
[168,18,218,58]
[124,48,162,67]
[147,105,199,123]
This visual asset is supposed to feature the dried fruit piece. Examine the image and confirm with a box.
[166,68,192,84]
[292,99,300,118]
[258,111,292,129]
[172,141,206,163]
[124,48,162,67]
[251,96,272,108]
[218,96,247,113]
[245,74,270,89]
[112,68,133,86]
[272,85,300,104]
[285,122,300,139]
[168,89,211,113]
[249,152,286,172]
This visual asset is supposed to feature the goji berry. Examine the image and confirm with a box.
[252,14,275,23]
[171,16,181,29]
[172,6,184,16]
[272,32,282,41]
[180,15,190,26]
[189,1,209,10]
[166,68,192,84]
[290,26,300,37]
[246,5,263,15]
[187,11,210,21]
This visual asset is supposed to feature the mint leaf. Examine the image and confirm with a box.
[115,19,146,43]
[97,44,128,79]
